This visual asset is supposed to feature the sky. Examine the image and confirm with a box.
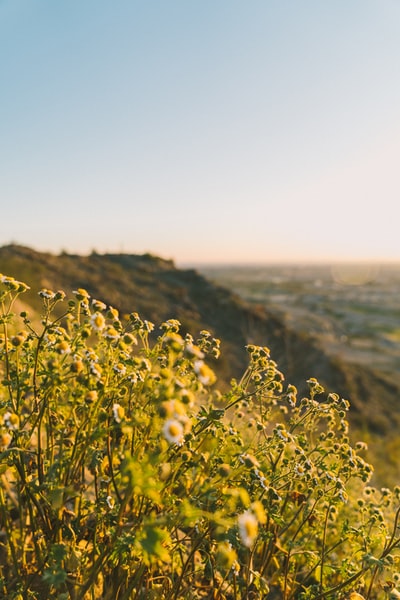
[1,0,400,265]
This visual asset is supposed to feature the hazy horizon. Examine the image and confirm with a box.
[2,1,400,264]
[4,242,400,272]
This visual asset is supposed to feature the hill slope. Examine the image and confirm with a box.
[0,244,399,436]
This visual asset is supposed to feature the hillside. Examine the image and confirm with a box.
[1,244,399,439]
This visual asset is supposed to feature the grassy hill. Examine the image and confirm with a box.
[1,243,399,442]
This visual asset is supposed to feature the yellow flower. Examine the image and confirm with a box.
[56,340,71,354]
[85,390,98,404]
[216,541,237,570]
[73,288,90,300]
[104,326,119,340]
[0,432,12,451]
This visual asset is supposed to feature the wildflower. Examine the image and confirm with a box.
[0,432,12,451]
[38,288,55,300]
[106,496,114,509]
[55,341,71,354]
[355,441,368,451]
[73,288,90,300]
[239,453,260,468]
[193,360,216,386]
[251,500,267,524]
[85,348,99,362]
[159,399,182,419]
[85,390,98,404]
[232,560,240,576]
[1,276,29,291]
[184,343,204,359]
[179,388,195,406]
[254,469,268,489]
[162,419,184,446]
[144,320,154,332]
[91,312,106,332]
[113,363,126,376]
[216,541,237,570]
[294,463,306,477]
[238,510,258,548]
[140,358,151,371]
[218,463,231,478]
[158,462,172,481]
[107,306,119,320]
[90,363,102,378]
[112,403,125,424]
[122,333,138,345]
[104,326,119,340]
[275,426,291,442]
[3,412,19,430]
[71,358,84,373]
[11,333,25,347]
[92,298,107,311]
[127,373,138,385]
[160,319,181,332]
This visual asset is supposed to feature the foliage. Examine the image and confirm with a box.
[0,274,400,599]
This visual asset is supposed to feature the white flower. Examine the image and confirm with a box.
[92,299,107,311]
[38,289,55,300]
[3,412,19,431]
[162,419,184,446]
[91,312,106,331]
[112,403,125,424]
[238,510,258,548]
[144,320,154,332]
[85,348,99,362]
[56,341,71,355]
[294,463,306,477]
[106,495,114,509]
[90,363,102,378]
[275,427,291,442]
[104,326,119,340]
[254,469,268,490]
[184,343,204,359]
[193,360,215,385]
[113,363,126,376]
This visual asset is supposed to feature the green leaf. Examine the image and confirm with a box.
[138,525,171,564]
[43,568,67,588]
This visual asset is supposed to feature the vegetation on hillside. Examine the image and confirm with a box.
[1,244,400,443]
[1,274,400,599]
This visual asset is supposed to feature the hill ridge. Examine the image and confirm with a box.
[0,244,398,436]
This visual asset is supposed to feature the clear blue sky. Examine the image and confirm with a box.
[1,0,400,265]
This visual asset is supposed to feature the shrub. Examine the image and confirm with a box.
[0,274,400,599]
